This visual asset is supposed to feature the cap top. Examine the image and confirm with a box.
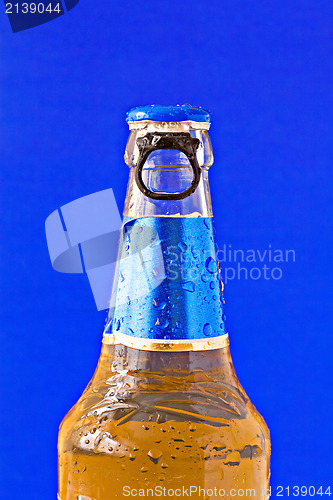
[126,104,211,124]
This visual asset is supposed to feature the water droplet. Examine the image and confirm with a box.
[115,319,121,331]
[142,425,149,430]
[153,298,167,310]
[209,280,215,290]
[161,462,169,469]
[204,219,210,230]
[206,257,217,274]
[120,272,125,283]
[191,246,199,259]
[203,323,213,337]
[128,327,134,335]
[148,449,162,464]
[155,317,169,329]
[178,241,187,252]
[189,425,196,432]
[175,321,181,329]
[182,281,195,292]
[222,313,227,321]
[129,453,136,461]
[127,296,131,306]
[104,320,112,334]
[141,467,148,473]
[201,274,208,283]
[212,295,217,300]
[163,334,171,340]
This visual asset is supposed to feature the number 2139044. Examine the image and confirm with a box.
[5,3,61,14]
[276,486,331,497]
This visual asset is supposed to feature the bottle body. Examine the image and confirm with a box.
[58,344,270,499]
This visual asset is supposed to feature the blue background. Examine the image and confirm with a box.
[1,1,332,498]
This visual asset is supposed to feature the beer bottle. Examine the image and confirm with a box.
[58,104,270,499]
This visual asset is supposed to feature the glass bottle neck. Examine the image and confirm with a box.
[103,123,227,351]
[124,168,213,219]
[123,121,214,219]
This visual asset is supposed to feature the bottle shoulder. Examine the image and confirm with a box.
[59,346,269,456]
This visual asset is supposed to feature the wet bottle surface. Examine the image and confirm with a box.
[58,105,270,499]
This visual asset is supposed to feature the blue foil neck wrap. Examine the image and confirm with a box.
[105,217,226,342]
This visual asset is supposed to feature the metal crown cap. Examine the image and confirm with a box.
[126,104,211,124]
